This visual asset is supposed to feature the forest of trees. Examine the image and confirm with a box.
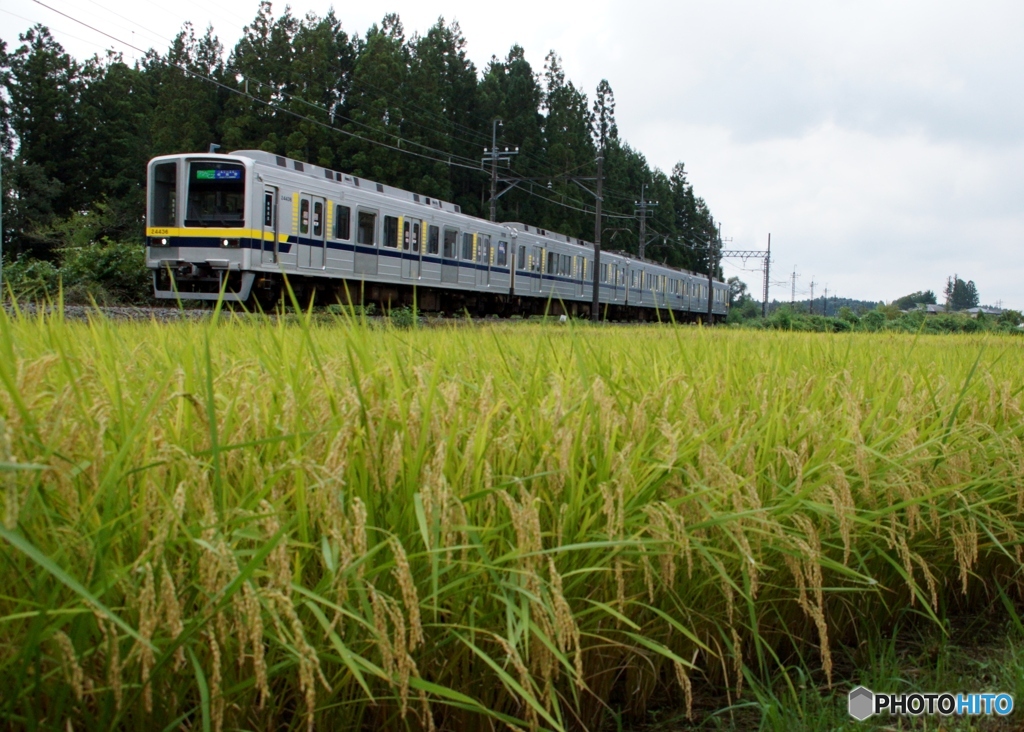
[0,2,721,276]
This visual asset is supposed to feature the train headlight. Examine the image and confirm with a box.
[160,238,168,245]
[221,238,239,248]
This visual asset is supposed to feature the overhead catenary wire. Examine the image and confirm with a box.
[42,0,673,217]
[29,0,494,175]
[20,0,711,234]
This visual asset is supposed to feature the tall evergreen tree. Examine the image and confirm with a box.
[0,10,722,271]
[3,26,86,256]
[408,18,480,210]
[342,14,411,186]
[78,53,153,241]
[540,51,594,237]
[221,2,300,155]
[147,24,226,156]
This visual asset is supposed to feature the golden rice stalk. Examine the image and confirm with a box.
[159,563,186,672]
[206,630,224,732]
[389,536,424,650]
[52,630,84,702]
[369,586,395,677]
[952,512,980,595]
[96,613,123,713]
[136,563,157,714]
[260,500,292,591]
[547,557,584,687]
[267,588,328,732]
[673,660,693,721]
[495,636,538,732]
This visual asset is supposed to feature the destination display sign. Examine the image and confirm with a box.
[193,168,242,181]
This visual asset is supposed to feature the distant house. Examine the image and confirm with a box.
[911,304,1003,317]
[963,307,1003,318]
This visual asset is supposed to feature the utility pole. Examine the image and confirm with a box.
[762,233,771,318]
[809,278,816,314]
[0,153,3,301]
[591,151,604,322]
[706,226,720,325]
[634,184,658,260]
[483,119,517,222]
[823,287,828,316]
[791,267,798,305]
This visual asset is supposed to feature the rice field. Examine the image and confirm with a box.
[2,307,1023,730]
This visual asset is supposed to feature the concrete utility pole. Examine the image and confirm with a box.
[706,226,720,325]
[823,286,828,316]
[591,151,603,322]
[791,267,798,304]
[483,119,518,222]
[762,233,771,318]
[0,156,3,300]
[809,278,816,314]
[634,185,658,259]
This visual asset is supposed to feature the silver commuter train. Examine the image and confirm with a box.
[145,149,729,320]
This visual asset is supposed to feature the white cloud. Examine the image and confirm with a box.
[3,0,1022,306]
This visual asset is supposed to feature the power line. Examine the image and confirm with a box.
[18,1,709,235]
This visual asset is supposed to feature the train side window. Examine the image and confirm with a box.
[151,162,177,226]
[428,225,440,254]
[300,199,310,235]
[384,216,399,248]
[402,220,411,251]
[358,211,376,246]
[498,241,507,267]
[312,201,323,237]
[477,234,490,264]
[546,251,556,274]
[263,191,274,227]
[532,247,542,272]
[412,222,420,252]
[443,228,458,258]
[462,233,474,260]
[517,245,526,270]
[335,205,351,240]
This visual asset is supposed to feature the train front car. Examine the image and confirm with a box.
[146,154,257,301]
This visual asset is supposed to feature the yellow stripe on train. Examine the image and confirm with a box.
[146,227,288,243]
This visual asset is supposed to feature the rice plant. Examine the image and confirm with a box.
[1,306,1023,730]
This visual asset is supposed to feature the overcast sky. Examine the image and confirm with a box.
[3,0,1022,307]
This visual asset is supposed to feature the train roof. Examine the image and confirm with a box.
[229,149,468,218]
[204,150,722,285]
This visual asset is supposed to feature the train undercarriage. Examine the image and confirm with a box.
[158,268,715,323]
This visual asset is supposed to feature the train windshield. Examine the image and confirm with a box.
[185,161,245,227]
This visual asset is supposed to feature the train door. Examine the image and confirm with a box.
[261,186,278,265]
[299,194,326,269]
[402,218,421,280]
[531,246,542,293]
[477,233,491,287]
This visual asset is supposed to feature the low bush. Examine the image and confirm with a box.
[2,239,149,305]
